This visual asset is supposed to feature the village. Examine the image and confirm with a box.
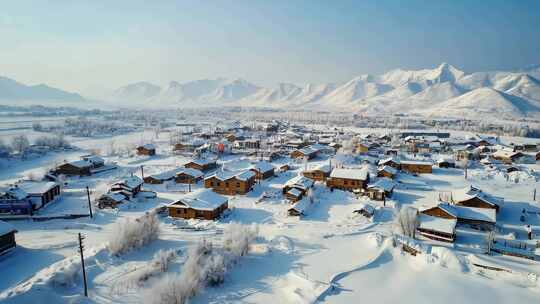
[0,117,539,303]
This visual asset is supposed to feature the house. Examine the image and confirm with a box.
[450,185,502,213]
[81,155,105,168]
[250,161,275,180]
[377,166,398,179]
[421,203,496,231]
[168,189,228,220]
[15,181,61,209]
[326,168,370,191]
[290,146,319,160]
[144,168,183,184]
[400,160,433,174]
[0,220,17,255]
[55,160,93,176]
[417,213,457,243]
[136,144,156,156]
[110,176,143,198]
[355,142,373,153]
[282,175,314,202]
[353,203,376,218]
[365,178,396,201]
[288,198,311,216]
[378,157,400,170]
[235,139,260,150]
[175,168,204,184]
[0,190,33,215]
[492,150,524,164]
[204,170,256,195]
[437,158,455,168]
[96,192,127,209]
[184,159,217,172]
[173,140,205,153]
[302,164,331,181]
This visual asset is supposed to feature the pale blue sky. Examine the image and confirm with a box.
[1,0,539,95]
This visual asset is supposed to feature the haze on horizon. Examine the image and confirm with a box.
[1,0,539,97]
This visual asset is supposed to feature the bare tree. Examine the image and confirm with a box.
[396,206,419,238]
[11,135,30,157]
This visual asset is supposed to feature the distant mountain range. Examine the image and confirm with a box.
[108,63,540,118]
[2,63,540,119]
[0,76,84,102]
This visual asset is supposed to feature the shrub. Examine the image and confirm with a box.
[108,211,160,256]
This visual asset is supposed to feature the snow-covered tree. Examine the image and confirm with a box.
[11,135,30,156]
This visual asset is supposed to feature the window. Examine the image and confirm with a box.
[237,182,241,187]
[344,180,348,185]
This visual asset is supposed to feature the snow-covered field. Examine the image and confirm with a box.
[1,125,539,304]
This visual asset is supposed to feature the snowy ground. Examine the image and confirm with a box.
[1,127,539,304]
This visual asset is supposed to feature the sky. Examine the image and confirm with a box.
[1,0,539,97]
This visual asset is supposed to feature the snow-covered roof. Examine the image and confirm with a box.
[400,160,433,166]
[288,198,311,214]
[139,144,156,150]
[16,181,58,195]
[251,161,274,173]
[6,187,28,200]
[68,160,93,169]
[287,188,303,197]
[306,163,331,173]
[186,158,216,166]
[82,155,105,164]
[115,176,143,189]
[102,192,126,202]
[418,214,457,234]
[451,185,501,207]
[453,205,496,223]
[170,189,228,211]
[285,175,314,190]
[0,220,17,235]
[378,165,398,175]
[236,170,256,181]
[367,178,396,192]
[148,168,184,181]
[177,168,204,178]
[330,168,369,180]
[379,157,400,165]
[492,150,522,159]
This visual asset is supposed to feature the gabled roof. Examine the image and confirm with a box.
[285,175,314,190]
[367,178,396,192]
[251,161,274,173]
[236,170,256,181]
[288,197,311,214]
[16,181,58,194]
[170,189,228,211]
[114,176,143,189]
[185,158,216,166]
[68,160,93,169]
[418,214,457,234]
[176,168,204,178]
[139,144,156,150]
[330,168,369,181]
[379,157,400,165]
[451,185,502,207]
[378,165,398,175]
[6,187,28,200]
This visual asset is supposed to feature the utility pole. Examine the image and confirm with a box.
[78,233,88,297]
[140,165,144,179]
[534,188,537,201]
[86,187,93,219]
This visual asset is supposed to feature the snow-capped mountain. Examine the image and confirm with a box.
[0,76,84,102]
[112,82,161,103]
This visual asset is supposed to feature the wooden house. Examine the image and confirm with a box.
[378,157,400,170]
[421,203,496,231]
[417,213,457,243]
[204,171,256,195]
[302,164,331,181]
[377,166,398,179]
[184,159,217,172]
[355,142,370,153]
[290,146,319,160]
[15,181,61,209]
[175,168,204,184]
[288,198,311,216]
[136,144,156,156]
[400,161,433,174]
[365,178,395,201]
[450,185,502,213]
[110,176,143,198]
[144,168,183,184]
[55,160,93,176]
[437,158,455,168]
[282,175,314,202]
[168,189,228,220]
[492,150,524,164]
[249,161,275,180]
[96,192,127,209]
[326,168,369,191]
[0,220,17,255]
